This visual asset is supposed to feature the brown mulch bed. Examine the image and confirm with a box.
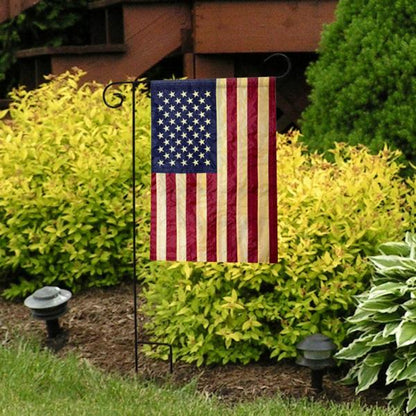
[0,282,388,407]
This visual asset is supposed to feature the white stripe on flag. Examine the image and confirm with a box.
[156,173,167,260]
[257,77,270,262]
[216,78,228,261]
[176,174,187,261]
[236,78,248,261]
[196,174,207,261]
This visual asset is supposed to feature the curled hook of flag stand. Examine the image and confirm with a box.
[103,77,173,374]
[263,53,292,79]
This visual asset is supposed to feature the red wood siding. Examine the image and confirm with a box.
[193,0,337,53]
[52,3,191,84]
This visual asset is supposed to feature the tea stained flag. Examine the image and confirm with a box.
[150,77,277,263]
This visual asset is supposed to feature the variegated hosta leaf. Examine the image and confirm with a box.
[378,241,411,257]
[360,299,400,314]
[405,232,416,255]
[402,298,416,311]
[367,281,408,299]
[347,309,374,324]
[369,255,416,278]
[368,332,395,347]
[372,274,402,285]
[395,358,416,382]
[363,349,390,366]
[407,386,416,414]
[403,309,416,321]
[346,322,378,335]
[340,363,360,386]
[382,322,400,338]
[386,358,407,385]
[406,276,416,288]
[356,362,383,393]
[372,311,401,323]
[396,321,416,348]
[388,386,408,400]
[335,335,373,360]
[387,386,408,410]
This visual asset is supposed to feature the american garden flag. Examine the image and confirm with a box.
[150,77,277,263]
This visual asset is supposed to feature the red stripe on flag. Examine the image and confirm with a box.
[268,77,278,262]
[247,78,259,263]
[226,78,238,262]
[150,173,157,260]
[186,174,197,261]
[165,173,177,261]
[206,173,217,262]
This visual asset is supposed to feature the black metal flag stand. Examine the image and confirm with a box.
[101,55,291,374]
[103,78,173,374]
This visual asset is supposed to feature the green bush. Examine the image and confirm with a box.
[0,69,151,298]
[300,0,416,169]
[142,132,413,365]
[336,233,416,413]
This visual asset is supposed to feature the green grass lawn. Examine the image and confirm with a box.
[0,341,400,416]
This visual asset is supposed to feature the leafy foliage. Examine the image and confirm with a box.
[336,233,416,413]
[142,132,413,365]
[0,0,89,96]
[0,68,151,298]
[300,0,416,170]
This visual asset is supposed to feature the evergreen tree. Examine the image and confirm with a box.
[300,0,416,168]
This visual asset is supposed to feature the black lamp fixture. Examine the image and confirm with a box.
[24,286,72,338]
[296,333,337,392]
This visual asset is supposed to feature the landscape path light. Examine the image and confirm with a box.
[24,286,72,338]
[296,333,337,392]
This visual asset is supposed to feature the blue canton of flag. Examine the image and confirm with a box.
[151,80,217,173]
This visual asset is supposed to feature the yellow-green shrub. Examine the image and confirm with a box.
[0,69,151,298]
[142,132,413,365]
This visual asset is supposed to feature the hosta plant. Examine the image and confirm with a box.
[336,233,416,413]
